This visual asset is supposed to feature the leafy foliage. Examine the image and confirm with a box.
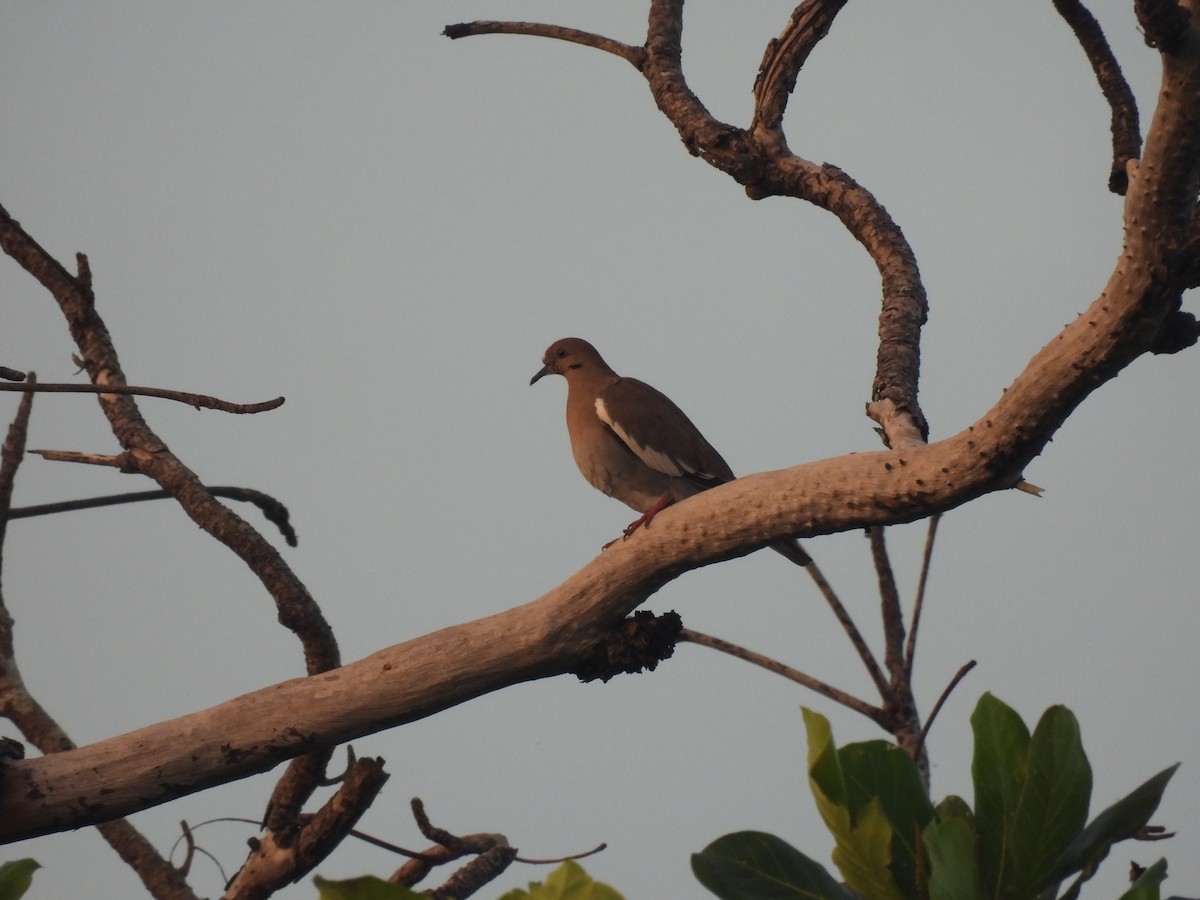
[692,831,855,900]
[693,695,1177,900]
[0,861,40,900]
[314,861,622,900]
[1116,859,1168,900]
[496,860,624,900]
[314,875,424,899]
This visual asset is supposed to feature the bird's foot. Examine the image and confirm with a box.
[601,517,647,550]
[601,494,675,549]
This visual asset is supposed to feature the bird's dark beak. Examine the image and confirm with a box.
[530,364,552,386]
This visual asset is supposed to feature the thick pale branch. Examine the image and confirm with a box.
[7,91,1199,826]
[3,0,1196,851]
[0,412,1135,841]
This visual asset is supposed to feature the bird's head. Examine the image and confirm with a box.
[530,337,608,385]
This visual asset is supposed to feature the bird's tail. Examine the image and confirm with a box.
[770,539,811,567]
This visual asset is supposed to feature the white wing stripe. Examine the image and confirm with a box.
[596,397,689,477]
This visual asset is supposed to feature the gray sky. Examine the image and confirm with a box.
[2,3,1196,898]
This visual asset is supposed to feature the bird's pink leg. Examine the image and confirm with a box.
[602,493,676,548]
[628,493,675,534]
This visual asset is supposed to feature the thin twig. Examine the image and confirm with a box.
[868,526,906,686]
[8,486,299,547]
[912,660,977,759]
[0,374,35,562]
[0,380,284,414]
[176,821,196,877]
[904,513,940,678]
[804,560,889,696]
[444,21,645,69]
[680,627,883,722]
[27,449,128,467]
[391,799,520,897]
[515,844,607,865]
[345,822,606,868]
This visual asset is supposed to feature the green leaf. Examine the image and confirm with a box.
[922,818,980,900]
[827,797,905,900]
[970,693,1030,897]
[839,740,934,895]
[1007,706,1092,896]
[691,831,854,900]
[313,875,424,899]
[1047,764,1179,886]
[803,708,848,814]
[802,710,904,900]
[503,860,624,900]
[1116,858,1167,900]
[0,860,40,900]
[934,795,974,823]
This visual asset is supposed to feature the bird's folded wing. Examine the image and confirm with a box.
[595,378,735,485]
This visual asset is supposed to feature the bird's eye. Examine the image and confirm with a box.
[556,349,567,359]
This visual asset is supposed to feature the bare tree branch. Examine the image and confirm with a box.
[1136,0,1192,52]
[0,200,339,830]
[443,21,645,69]
[8,486,299,547]
[1051,0,1142,193]
[752,0,848,146]
[0,375,34,562]
[1,391,200,898]
[911,659,977,760]
[448,4,930,448]
[0,203,334,674]
[224,757,389,900]
[868,526,905,684]
[680,627,883,722]
[1,0,1197,871]
[0,380,283,413]
[904,513,941,678]
[804,560,889,696]
[388,800,519,898]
